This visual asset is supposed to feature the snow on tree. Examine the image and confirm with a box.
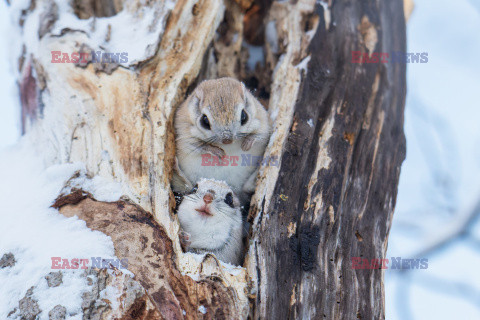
[5,0,407,318]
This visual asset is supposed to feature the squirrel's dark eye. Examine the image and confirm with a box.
[224,192,234,208]
[241,109,248,125]
[200,114,211,130]
[190,184,198,194]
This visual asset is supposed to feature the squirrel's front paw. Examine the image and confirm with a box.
[205,145,226,158]
[179,230,191,251]
[241,135,255,151]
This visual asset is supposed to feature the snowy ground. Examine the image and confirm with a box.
[0,142,118,319]
[1,0,479,319]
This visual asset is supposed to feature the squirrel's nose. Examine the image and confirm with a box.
[203,194,213,204]
[222,131,233,144]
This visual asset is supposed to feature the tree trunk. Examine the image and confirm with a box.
[14,0,406,319]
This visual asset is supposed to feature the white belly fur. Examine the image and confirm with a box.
[177,140,267,194]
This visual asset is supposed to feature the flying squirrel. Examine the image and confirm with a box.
[177,179,244,265]
[172,77,271,205]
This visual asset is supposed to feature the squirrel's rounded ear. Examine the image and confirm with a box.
[195,88,204,101]
[193,89,203,106]
[188,89,203,114]
[240,82,247,101]
[242,86,256,111]
[191,95,200,108]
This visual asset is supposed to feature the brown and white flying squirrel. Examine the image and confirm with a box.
[173,78,270,203]
[177,179,243,265]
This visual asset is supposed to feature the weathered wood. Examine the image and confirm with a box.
[247,1,406,319]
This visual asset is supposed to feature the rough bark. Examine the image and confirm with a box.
[13,0,406,319]
[248,1,407,318]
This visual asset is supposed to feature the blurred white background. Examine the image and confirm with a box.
[386,0,480,319]
[1,0,479,319]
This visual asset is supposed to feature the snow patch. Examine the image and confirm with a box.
[219,260,243,276]
[82,176,123,202]
[99,271,121,312]
[180,251,245,282]
[56,165,124,203]
[11,0,175,68]
[198,305,207,314]
[295,56,311,73]
[0,139,118,319]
